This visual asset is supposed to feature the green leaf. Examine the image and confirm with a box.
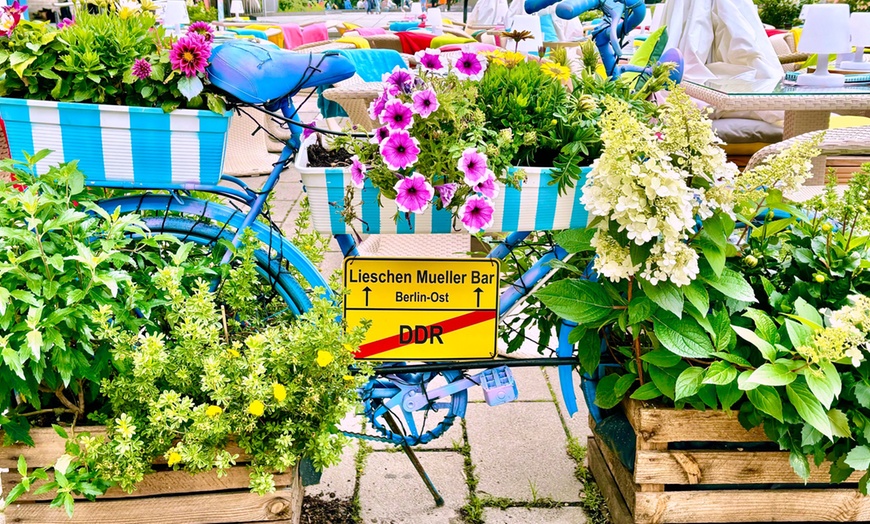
[747,386,784,422]
[205,92,226,114]
[716,381,743,410]
[640,348,682,368]
[575,329,601,375]
[845,446,870,471]
[711,307,733,351]
[855,381,870,409]
[806,368,837,410]
[700,267,757,303]
[630,382,662,400]
[653,311,715,358]
[675,367,705,400]
[732,325,777,362]
[790,451,811,481]
[792,297,824,330]
[18,454,27,476]
[535,280,613,325]
[63,492,74,517]
[177,75,204,100]
[703,361,737,385]
[628,296,653,325]
[9,52,36,77]
[52,424,68,439]
[683,281,709,317]
[699,238,725,277]
[5,482,27,506]
[594,373,632,409]
[785,319,814,349]
[786,381,833,440]
[742,309,778,344]
[640,279,684,318]
[648,365,680,400]
[711,351,752,368]
[554,228,596,253]
[746,363,796,387]
[802,425,822,447]
[828,409,851,438]
[26,329,42,362]
[3,346,25,379]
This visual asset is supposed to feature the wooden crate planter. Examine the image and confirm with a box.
[0,427,303,524]
[588,399,870,524]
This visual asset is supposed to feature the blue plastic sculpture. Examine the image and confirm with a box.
[522,0,648,78]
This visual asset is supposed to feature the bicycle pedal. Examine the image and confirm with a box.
[481,366,518,407]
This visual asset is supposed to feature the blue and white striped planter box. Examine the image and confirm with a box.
[296,143,593,234]
[0,98,232,187]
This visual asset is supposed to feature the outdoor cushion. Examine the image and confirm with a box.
[396,31,435,54]
[628,26,667,68]
[356,27,387,36]
[302,23,329,44]
[246,24,285,48]
[430,34,476,49]
[317,49,408,118]
[438,42,498,52]
[337,36,371,48]
[390,21,421,32]
[713,118,783,144]
[280,23,304,49]
[539,13,559,42]
[228,28,270,40]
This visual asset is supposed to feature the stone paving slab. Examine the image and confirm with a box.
[484,506,588,523]
[468,366,553,403]
[370,416,464,451]
[543,369,593,440]
[359,451,467,524]
[465,403,582,502]
[307,439,359,500]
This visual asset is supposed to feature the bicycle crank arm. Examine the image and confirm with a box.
[403,377,479,411]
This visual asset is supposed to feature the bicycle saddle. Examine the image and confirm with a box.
[207,40,356,104]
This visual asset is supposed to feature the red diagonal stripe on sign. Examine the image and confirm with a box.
[355,310,497,359]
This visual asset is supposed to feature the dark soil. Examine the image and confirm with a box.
[307,142,353,168]
[299,493,357,524]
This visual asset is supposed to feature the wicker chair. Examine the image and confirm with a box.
[745,125,870,199]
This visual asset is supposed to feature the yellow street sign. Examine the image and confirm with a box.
[343,258,500,361]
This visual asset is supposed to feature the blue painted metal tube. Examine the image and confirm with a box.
[487,231,532,261]
[336,234,360,257]
[557,320,579,417]
[498,244,568,316]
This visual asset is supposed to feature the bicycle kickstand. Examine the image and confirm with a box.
[382,411,445,507]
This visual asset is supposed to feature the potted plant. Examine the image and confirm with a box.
[295,43,674,236]
[0,156,368,522]
[534,85,870,522]
[0,4,230,186]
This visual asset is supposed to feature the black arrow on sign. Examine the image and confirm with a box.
[473,287,483,308]
[363,286,372,307]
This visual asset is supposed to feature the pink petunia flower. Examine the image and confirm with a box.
[302,120,317,141]
[368,87,390,120]
[452,51,487,81]
[350,155,367,189]
[58,16,74,29]
[370,125,391,145]
[379,99,414,131]
[131,58,152,80]
[383,66,413,93]
[472,169,499,199]
[435,183,458,207]
[411,89,439,118]
[394,173,434,214]
[415,49,445,72]
[457,147,489,185]
[0,1,26,37]
[380,131,420,171]
[459,195,495,233]
[170,33,211,78]
[187,21,215,43]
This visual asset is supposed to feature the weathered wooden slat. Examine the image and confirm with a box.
[635,449,864,485]
[0,427,248,469]
[3,467,296,501]
[633,489,870,524]
[623,399,767,444]
[5,487,303,524]
[591,430,638,513]
[586,438,635,524]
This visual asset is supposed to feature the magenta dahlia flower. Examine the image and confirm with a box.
[458,147,489,185]
[131,59,152,80]
[187,21,215,42]
[412,89,439,118]
[380,131,420,171]
[459,195,495,233]
[472,169,499,199]
[452,51,487,81]
[415,49,445,72]
[170,33,211,78]
[394,173,434,214]
[435,183,458,207]
[350,156,367,189]
[380,99,414,131]
[58,16,74,29]
[370,125,391,145]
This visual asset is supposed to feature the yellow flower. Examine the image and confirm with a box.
[167,452,182,467]
[272,383,287,402]
[205,405,223,418]
[316,350,334,367]
[247,400,265,417]
[343,343,354,353]
[540,62,571,82]
[228,348,241,358]
[343,375,355,384]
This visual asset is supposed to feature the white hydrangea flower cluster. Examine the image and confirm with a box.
[580,91,737,286]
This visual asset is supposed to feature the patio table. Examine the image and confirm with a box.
[684,78,870,139]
